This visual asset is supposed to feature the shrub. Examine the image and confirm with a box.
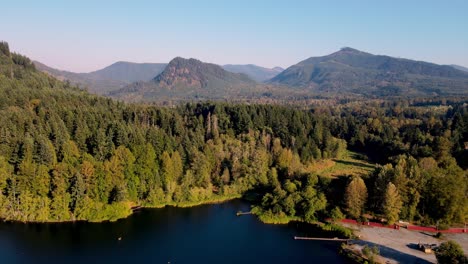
[435,241,467,264]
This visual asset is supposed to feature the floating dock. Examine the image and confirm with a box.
[294,236,350,242]
[131,206,142,211]
[236,211,252,216]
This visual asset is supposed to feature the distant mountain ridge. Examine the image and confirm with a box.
[34,61,282,93]
[86,61,167,83]
[222,64,283,82]
[35,47,468,100]
[34,61,167,94]
[451,64,468,72]
[269,47,468,96]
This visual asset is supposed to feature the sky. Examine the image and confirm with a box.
[2,0,467,72]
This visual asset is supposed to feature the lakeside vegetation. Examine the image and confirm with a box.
[143,194,242,209]
[0,42,467,229]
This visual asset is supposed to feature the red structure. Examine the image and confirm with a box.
[341,219,466,234]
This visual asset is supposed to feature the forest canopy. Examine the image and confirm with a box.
[0,42,467,225]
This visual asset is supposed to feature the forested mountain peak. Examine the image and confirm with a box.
[153,57,255,88]
[335,47,367,54]
[339,47,360,52]
[270,48,468,96]
[109,57,265,101]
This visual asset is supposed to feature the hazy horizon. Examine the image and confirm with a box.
[3,0,468,72]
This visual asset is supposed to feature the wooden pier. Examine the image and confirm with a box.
[236,211,252,216]
[294,236,350,242]
[131,205,142,211]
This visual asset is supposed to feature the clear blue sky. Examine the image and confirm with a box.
[2,0,467,72]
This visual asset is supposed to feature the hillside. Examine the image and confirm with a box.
[110,57,286,102]
[34,61,166,94]
[269,47,468,96]
[451,64,468,72]
[222,64,283,82]
[86,61,167,82]
[33,61,126,94]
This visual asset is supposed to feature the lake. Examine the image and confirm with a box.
[0,200,349,263]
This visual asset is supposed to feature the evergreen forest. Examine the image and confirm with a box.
[0,42,466,227]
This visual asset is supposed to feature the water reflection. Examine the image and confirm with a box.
[0,200,348,264]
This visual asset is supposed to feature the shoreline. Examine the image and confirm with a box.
[0,194,243,224]
[250,208,355,238]
[249,212,468,263]
[1,194,351,240]
[143,194,243,209]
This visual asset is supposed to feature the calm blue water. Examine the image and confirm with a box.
[0,200,348,263]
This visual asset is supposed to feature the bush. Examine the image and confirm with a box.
[362,245,371,257]
[321,223,354,238]
[437,223,450,231]
[435,241,467,264]
[362,245,379,257]
[359,215,368,223]
[330,207,345,222]
[362,245,380,264]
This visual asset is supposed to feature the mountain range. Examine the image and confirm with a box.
[109,57,295,102]
[34,47,468,101]
[34,60,282,94]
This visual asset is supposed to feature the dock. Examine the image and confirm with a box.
[236,211,252,216]
[131,206,142,211]
[294,236,350,242]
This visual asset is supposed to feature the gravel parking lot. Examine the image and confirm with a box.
[344,224,468,264]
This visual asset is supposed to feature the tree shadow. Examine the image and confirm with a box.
[348,152,368,161]
[407,243,420,250]
[353,240,433,264]
[419,231,436,238]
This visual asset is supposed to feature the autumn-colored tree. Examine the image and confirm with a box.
[344,177,368,219]
[383,182,402,224]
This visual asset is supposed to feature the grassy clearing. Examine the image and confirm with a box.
[309,151,375,178]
